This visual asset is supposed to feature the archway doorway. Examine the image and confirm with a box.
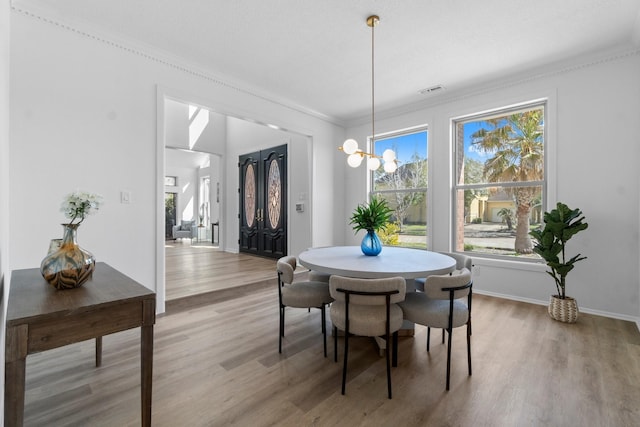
[156,88,314,314]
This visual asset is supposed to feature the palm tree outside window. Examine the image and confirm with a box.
[453,102,545,259]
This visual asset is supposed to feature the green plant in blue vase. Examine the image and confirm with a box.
[350,196,393,256]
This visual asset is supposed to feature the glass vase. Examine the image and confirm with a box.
[360,230,382,256]
[40,223,96,290]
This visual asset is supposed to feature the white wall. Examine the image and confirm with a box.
[165,165,198,224]
[8,10,342,313]
[165,98,226,155]
[0,0,10,422]
[208,154,221,224]
[197,157,219,226]
[344,48,640,320]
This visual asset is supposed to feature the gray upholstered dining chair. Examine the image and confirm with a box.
[399,267,473,390]
[277,256,333,357]
[415,251,472,292]
[415,251,474,344]
[308,270,331,282]
[329,275,406,399]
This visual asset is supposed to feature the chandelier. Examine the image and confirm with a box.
[339,15,398,173]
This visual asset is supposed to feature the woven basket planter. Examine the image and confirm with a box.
[548,295,578,323]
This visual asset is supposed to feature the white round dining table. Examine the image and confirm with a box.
[298,246,456,282]
[298,246,456,350]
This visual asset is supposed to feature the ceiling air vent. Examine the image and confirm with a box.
[418,85,445,95]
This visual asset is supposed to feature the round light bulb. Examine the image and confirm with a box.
[347,153,364,168]
[342,139,359,155]
[382,149,396,162]
[384,160,397,173]
[367,156,381,171]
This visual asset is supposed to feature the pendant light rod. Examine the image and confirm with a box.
[368,15,379,148]
[339,14,398,173]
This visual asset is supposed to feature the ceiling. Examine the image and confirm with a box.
[166,148,211,170]
[12,0,640,123]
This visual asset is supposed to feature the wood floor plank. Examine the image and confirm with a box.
[164,241,277,302]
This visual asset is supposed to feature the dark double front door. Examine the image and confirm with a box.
[239,144,287,258]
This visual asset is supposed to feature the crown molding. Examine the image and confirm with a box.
[11,2,639,131]
[345,45,640,128]
[633,6,640,46]
[10,2,345,128]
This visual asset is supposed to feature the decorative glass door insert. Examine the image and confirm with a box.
[238,145,287,258]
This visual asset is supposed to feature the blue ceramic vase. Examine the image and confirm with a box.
[361,230,382,256]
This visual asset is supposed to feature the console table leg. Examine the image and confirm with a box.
[5,324,28,427]
[141,300,155,427]
[95,336,102,367]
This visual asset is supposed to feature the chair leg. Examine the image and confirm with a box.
[321,304,327,358]
[385,293,393,400]
[386,331,392,399]
[333,325,338,363]
[446,326,453,391]
[280,307,285,337]
[442,328,445,344]
[341,329,349,395]
[279,306,284,354]
[467,321,472,376]
[427,327,431,352]
[392,331,398,367]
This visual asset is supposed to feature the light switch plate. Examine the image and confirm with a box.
[121,190,131,204]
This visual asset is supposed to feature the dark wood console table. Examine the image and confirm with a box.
[4,262,156,426]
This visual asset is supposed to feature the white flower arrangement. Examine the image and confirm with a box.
[60,191,103,225]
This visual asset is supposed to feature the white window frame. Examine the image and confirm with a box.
[451,99,549,262]
[370,125,429,249]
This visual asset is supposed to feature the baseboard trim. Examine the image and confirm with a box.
[474,289,640,328]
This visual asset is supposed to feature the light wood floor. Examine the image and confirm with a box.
[165,240,278,309]
[22,270,640,426]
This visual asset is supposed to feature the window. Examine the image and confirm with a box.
[453,102,545,259]
[199,176,211,226]
[371,128,428,249]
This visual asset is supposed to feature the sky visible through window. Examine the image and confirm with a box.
[373,130,427,164]
[373,116,538,166]
[372,125,488,165]
[463,121,499,163]
[462,114,542,164]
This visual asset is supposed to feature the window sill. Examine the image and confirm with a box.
[468,255,548,273]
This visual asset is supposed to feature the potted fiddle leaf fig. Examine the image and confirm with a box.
[529,202,588,323]
[350,195,393,256]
